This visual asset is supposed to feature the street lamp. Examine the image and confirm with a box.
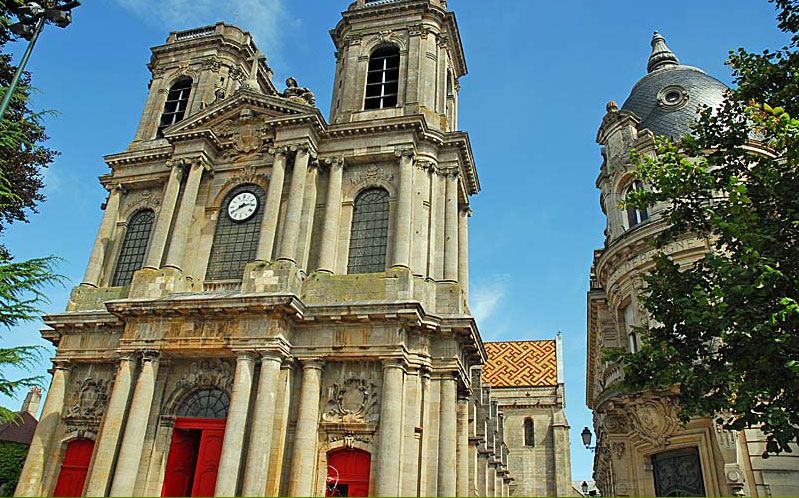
[581,426,594,449]
[0,1,81,122]
[581,481,589,495]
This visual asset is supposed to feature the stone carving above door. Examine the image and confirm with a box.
[322,378,380,424]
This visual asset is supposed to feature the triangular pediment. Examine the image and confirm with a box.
[163,89,326,139]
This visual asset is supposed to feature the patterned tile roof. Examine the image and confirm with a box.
[483,340,558,387]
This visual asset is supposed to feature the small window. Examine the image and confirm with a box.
[158,77,192,136]
[112,209,155,287]
[348,188,390,274]
[524,418,534,447]
[624,303,640,353]
[364,46,400,110]
[625,180,649,228]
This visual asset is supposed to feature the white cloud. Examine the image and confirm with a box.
[470,273,510,329]
[113,0,289,57]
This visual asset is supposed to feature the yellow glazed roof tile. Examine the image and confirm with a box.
[483,340,558,387]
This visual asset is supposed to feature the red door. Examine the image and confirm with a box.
[326,449,371,497]
[162,418,226,498]
[53,439,95,497]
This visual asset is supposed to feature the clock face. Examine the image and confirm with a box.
[227,191,259,222]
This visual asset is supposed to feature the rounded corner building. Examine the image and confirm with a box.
[587,32,799,497]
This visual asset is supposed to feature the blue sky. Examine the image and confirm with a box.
[1,0,788,483]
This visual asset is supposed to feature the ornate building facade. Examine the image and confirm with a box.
[586,33,799,497]
[15,1,574,497]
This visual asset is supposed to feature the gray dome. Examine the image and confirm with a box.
[621,33,728,139]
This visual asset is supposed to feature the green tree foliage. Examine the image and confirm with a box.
[615,0,799,455]
[0,440,28,496]
[0,3,62,423]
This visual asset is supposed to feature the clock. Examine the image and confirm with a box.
[227,191,259,222]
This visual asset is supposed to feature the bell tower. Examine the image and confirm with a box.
[329,0,466,131]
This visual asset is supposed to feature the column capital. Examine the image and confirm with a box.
[394,147,415,159]
[460,205,473,217]
[51,359,71,373]
[140,350,161,365]
[415,158,436,172]
[258,350,287,364]
[268,145,290,157]
[382,358,408,372]
[299,358,325,371]
[166,155,212,173]
[233,350,259,362]
[289,141,316,157]
[104,182,126,194]
[321,156,345,171]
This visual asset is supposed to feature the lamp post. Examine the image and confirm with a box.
[581,426,596,451]
[0,1,80,123]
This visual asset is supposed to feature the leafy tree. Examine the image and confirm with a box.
[0,3,61,423]
[615,0,799,455]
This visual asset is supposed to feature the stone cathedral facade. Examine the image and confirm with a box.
[15,1,574,497]
[586,33,799,497]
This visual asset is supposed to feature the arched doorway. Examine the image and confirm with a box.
[326,449,371,497]
[161,388,229,497]
[53,439,95,497]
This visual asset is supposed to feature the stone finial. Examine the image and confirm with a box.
[647,31,680,73]
[606,100,619,113]
[21,387,42,415]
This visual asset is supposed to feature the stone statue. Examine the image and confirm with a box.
[282,76,316,106]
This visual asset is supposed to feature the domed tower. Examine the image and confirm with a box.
[585,33,751,497]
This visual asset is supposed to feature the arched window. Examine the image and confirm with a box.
[158,77,193,136]
[112,209,155,287]
[625,180,649,228]
[624,302,640,353]
[348,188,390,274]
[206,185,266,281]
[178,388,230,419]
[364,46,400,110]
[523,418,535,447]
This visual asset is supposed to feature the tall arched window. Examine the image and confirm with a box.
[364,46,400,110]
[112,209,155,287]
[348,188,390,274]
[158,77,193,136]
[206,185,266,281]
[624,180,649,229]
[524,418,535,447]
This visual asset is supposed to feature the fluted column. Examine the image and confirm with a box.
[82,184,123,287]
[418,368,433,496]
[392,148,414,269]
[457,394,470,496]
[241,351,284,496]
[215,352,256,496]
[288,359,323,497]
[438,374,458,496]
[444,169,459,282]
[84,354,135,496]
[317,157,344,273]
[110,351,160,497]
[278,145,311,264]
[257,147,288,260]
[144,162,184,269]
[376,360,406,496]
[458,207,471,300]
[15,361,70,497]
[164,158,208,270]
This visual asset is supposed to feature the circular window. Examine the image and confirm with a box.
[657,85,689,110]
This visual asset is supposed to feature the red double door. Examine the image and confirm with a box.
[53,439,95,497]
[161,418,225,497]
[326,449,371,497]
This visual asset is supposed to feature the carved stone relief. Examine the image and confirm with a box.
[627,396,681,447]
[213,108,274,158]
[322,378,380,424]
[349,166,394,191]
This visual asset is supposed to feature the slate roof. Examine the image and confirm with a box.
[482,340,558,388]
[0,411,38,445]
[622,65,728,140]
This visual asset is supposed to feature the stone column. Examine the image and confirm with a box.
[110,351,160,497]
[278,145,311,264]
[164,158,208,271]
[458,207,471,301]
[457,394,470,497]
[257,146,288,261]
[376,360,406,496]
[317,157,344,273]
[391,149,414,269]
[401,368,421,496]
[418,368,433,496]
[443,170,459,282]
[437,374,457,496]
[297,161,320,272]
[15,361,70,497]
[144,162,184,269]
[476,455,487,497]
[241,351,284,496]
[288,359,323,497]
[84,354,135,496]
[214,352,256,496]
[486,465,495,497]
[266,361,294,496]
[81,184,123,287]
